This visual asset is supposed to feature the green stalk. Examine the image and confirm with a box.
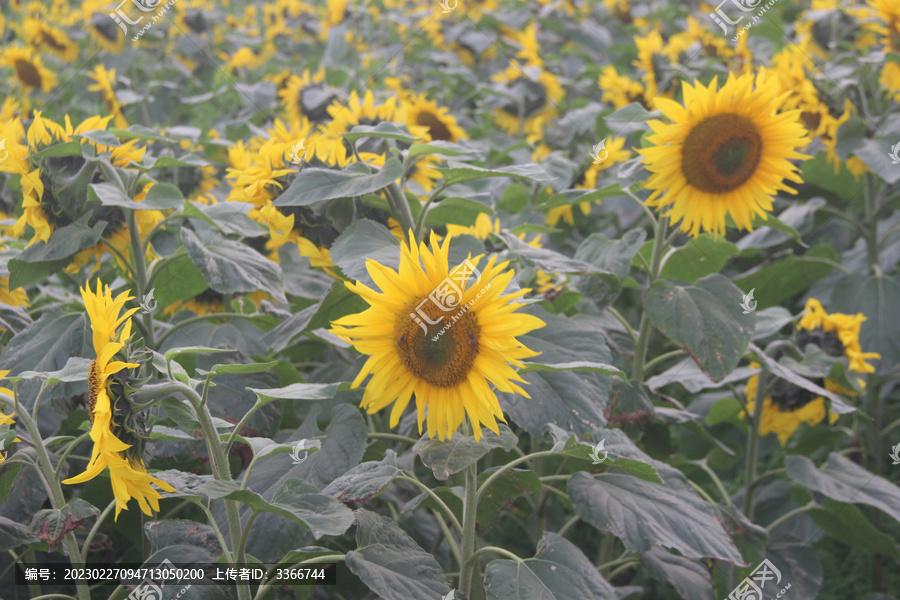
[458,462,479,598]
[126,209,155,350]
[386,182,416,244]
[631,216,669,382]
[743,364,768,519]
[4,393,91,600]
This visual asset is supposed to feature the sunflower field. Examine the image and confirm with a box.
[2,0,900,598]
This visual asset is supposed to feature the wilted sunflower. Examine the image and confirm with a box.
[62,281,174,519]
[640,69,810,237]
[0,46,57,92]
[330,233,545,441]
[743,298,880,445]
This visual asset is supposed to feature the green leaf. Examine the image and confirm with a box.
[205,361,280,375]
[424,197,494,227]
[9,215,105,287]
[345,509,452,600]
[661,235,738,283]
[0,515,39,551]
[152,255,208,314]
[108,125,175,143]
[187,201,266,237]
[7,356,91,385]
[163,346,233,362]
[543,184,624,209]
[734,245,840,308]
[484,532,617,600]
[26,141,83,160]
[342,122,421,143]
[855,138,900,184]
[408,140,477,159]
[518,361,624,378]
[322,450,401,502]
[275,158,404,206]
[74,129,120,147]
[145,153,209,169]
[604,102,660,123]
[749,342,855,414]
[498,233,612,275]
[437,161,553,186]
[568,472,743,562]
[807,499,899,558]
[235,436,320,461]
[329,219,401,286]
[206,479,353,539]
[88,181,183,210]
[736,199,825,249]
[786,453,900,523]
[28,499,99,552]
[247,382,342,405]
[646,359,758,394]
[642,546,715,600]
[182,228,285,302]
[500,309,613,437]
[645,274,755,381]
[571,228,645,309]
[830,274,900,376]
[801,151,861,202]
[413,425,518,480]
[498,182,530,213]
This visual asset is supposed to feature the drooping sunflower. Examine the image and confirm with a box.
[62,282,174,519]
[0,46,57,93]
[743,298,880,445]
[330,233,545,441]
[491,62,564,140]
[639,69,811,237]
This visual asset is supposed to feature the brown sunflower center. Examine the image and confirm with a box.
[769,376,823,412]
[797,327,845,358]
[416,111,453,141]
[39,31,67,52]
[14,59,42,88]
[681,113,762,194]
[395,296,480,388]
[87,359,100,425]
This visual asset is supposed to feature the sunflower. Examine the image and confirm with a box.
[278,68,336,123]
[598,65,647,109]
[254,204,338,276]
[743,298,880,445]
[62,282,175,520]
[330,233,545,441]
[0,276,28,306]
[82,1,126,53]
[0,46,57,93]
[867,0,900,96]
[403,93,467,143]
[491,62,564,139]
[639,69,811,237]
[87,65,128,129]
[0,371,19,465]
[743,367,840,446]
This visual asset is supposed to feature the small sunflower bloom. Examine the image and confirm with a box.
[330,232,545,441]
[62,281,174,520]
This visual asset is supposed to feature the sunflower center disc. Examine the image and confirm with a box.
[396,297,480,388]
[681,113,762,194]
[15,59,42,87]
[416,112,453,141]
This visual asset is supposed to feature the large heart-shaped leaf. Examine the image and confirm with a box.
[346,509,451,600]
[322,450,401,503]
[568,472,743,563]
[413,425,517,480]
[644,274,754,381]
[641,546,714,600]
[484,532,617,600]
[276,158,404,206]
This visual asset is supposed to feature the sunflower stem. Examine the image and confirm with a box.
[459,461,479,598]
[743,362,768,520]
[412,183,447,245]
[631,216,669,382]
[386,182,416,244]
[6,389,91,600]
[126,209,155,351]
